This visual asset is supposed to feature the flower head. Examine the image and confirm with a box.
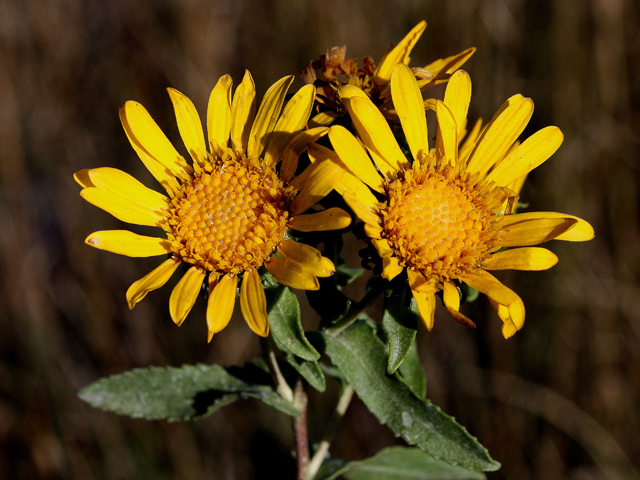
[302,21,475,125]
[326,63,593,338]
[76,71,350,340]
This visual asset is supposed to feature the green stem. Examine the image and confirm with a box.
[260,337,293,403]
[324,285,384,336]
[304,384,355,480]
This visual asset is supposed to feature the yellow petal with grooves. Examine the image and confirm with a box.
[86,167,169,209]
[278,240,335,278]
[371,238,393,257]
[390,63,429,162]
[420,47,477,85]
[342,190,381,227]
[206,273,237,340]
[407,269,438,293]
[85,230,171,257]
[328,125,384,192]
[74,169,93,188]
[264,84,315,167]
[364,222,383,239]
[483,247,558,271]
[459,118,483,164]
[461,270,525,335]
[168,88,207,166]
[553,215,594,241]
[444,70,472,136]
[289,207,351,232]
[308,111,339,128]
[338,85,369,100]
[240,268,269,336]
[230,70,256,154]
[126,257,181,309]
[119,105,181,195]
[247,75,294,159]
[442,281,460,312]
[435,101,458,167]
[80,188,165,226]
[281,127,329,185]
[500,213,579,246]
[466,95,533,176]
[411,289,437,330]
[169,266,205,326]
[120,101,192,182]
[264,257,319,291]
[374,21,427,85]
[207,74,233,154]
[487,126,564,187]
[381,255,404,281]
[341,95,407,178]
[290,159,345,216]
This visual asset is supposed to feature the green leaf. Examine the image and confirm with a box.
[77,362,300,421]
[284,353,326,392]
[320,446,486,480]
[335,263,364,287]
[397,341,426,400]
[382,289,419,374]
[317,321,500,472]
[267,286,320,361]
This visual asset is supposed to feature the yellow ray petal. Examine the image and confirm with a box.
[341,95,407,178]
[290,158,345,216]
[247,75,294,159]
[419,47,476,87]
[407,269,437,293]
[289,207,351,232]
[168,88,208,166]
[482,247,558,271]
[126,257,181,308]
[80,188,165,226]
[278,240,335,278]
[239,268,269,336]
[85,167,169,209]
[342,190,381,227]
[442,281,476,328]
[120,101,192,182]
[500,213,579,246]
[461,269,525,337]
[85,230,171,257]
[169,266,205,326]
[207,74,233,154]
[264,84,315,167]
[206,273,237,341]
[74,169,93,188]
[553,215,594,241]
[308,111,339,128]
[381,255,404,281]
[435,101,458,167]
[374,21,427,85]
[486,126,564,187]
[230,70,256,154]
[443,70,471,136]
[390,63,429,162]
[328,125,384,192]
[280,127,329,185]
[410,289,437,330]
[265,257,319,291]
[466,95,534,177]
[458,118,483,164]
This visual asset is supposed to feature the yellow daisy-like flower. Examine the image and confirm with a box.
[76,71,351,341]
[302,20,475,125]
[325,63,594,338]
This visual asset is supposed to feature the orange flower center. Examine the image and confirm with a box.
[167,158,293,275]
[382,162,508,282]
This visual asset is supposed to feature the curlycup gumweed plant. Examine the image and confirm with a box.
[76,22,593,480]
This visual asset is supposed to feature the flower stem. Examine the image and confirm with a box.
[292,380,310,480]
[260,337,293,403]
[324,285,384,336]
[304,384,354,480]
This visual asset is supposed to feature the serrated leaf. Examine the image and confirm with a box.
[317,322,500,472]
[267,286,320,361]
[284,353,326,392]
[78,362,300,421]
[321,446,486,480]
[382,289,419,374]
[397,341,426,400]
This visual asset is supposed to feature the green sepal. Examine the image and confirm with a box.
[317,446,486,480]
[267,285,320,361]
[382,288,419,374]
[77,361,300,421]
[316,321,500,472]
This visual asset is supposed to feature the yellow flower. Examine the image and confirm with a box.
[302,21,475,125]
[325,63,594,338]
[76,71,351,341]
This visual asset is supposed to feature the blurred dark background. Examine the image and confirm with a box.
[1,0,639,479]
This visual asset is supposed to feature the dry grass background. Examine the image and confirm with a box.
[1,0,639,479]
